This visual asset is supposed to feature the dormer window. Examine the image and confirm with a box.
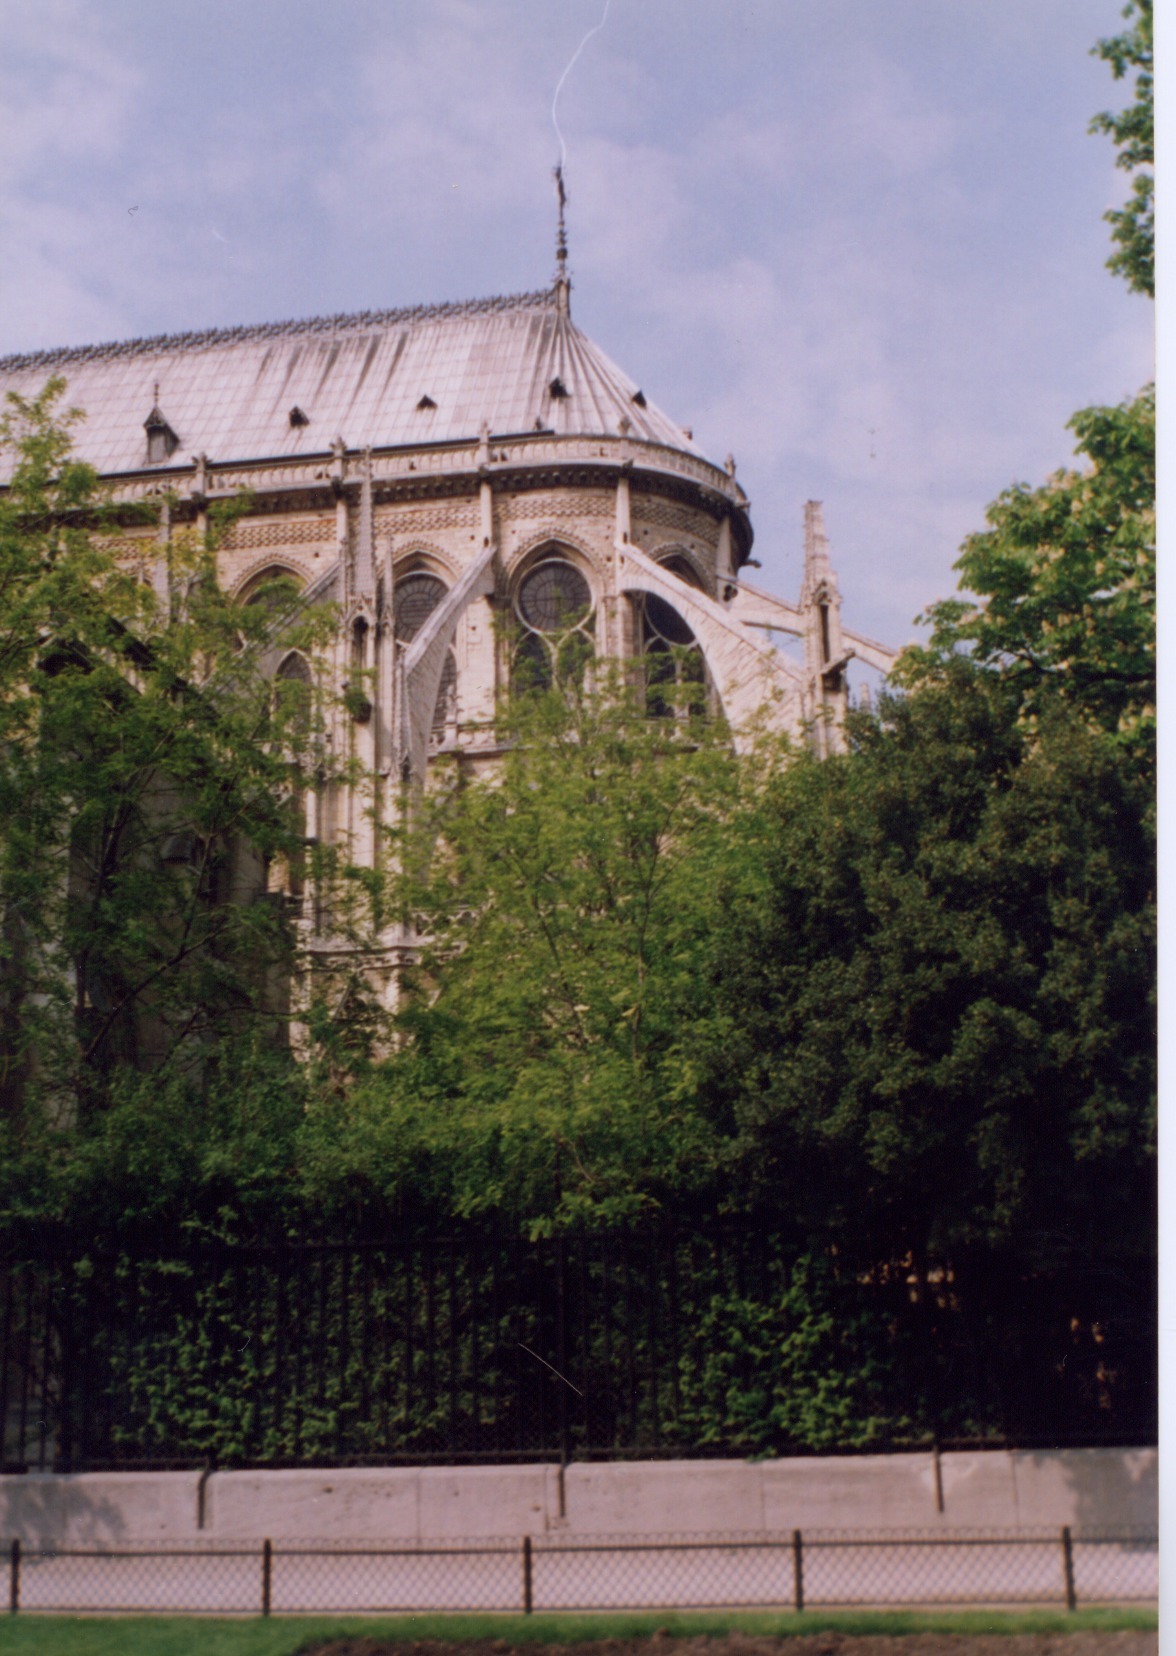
[631,389,647,408]
[288,405,309,428]
[548,376,569,399]
[416,394,437,411]
[144,403,179,463]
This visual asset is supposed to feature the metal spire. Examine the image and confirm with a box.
[553,165,570,314]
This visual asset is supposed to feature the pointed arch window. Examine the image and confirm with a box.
[346,618,373,724]
[271,651,314,903]
[394,572,457,738]
[641,557,707,719]
[513,556,595,692]
[274,650,313,743]
[241,566,304,612]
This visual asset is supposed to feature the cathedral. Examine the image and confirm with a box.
[0,254,896,1012]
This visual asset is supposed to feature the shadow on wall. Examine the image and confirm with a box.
[1017,1447,1157,1534]
[0,1476,128,1550]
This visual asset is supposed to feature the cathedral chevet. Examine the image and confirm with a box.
[0,256,896,1008]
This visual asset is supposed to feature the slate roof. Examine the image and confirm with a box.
[0,288,702,479]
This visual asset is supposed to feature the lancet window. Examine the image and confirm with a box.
[393,572,457,738]
[274,650,313,742]
[271,650,313,902]
[641,556,707,718]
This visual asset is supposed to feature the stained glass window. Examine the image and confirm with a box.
[394,572,457,737]
[513,557,595,692]
[394,573,448,642]
[641,560,706,719]
[518,562,592,634]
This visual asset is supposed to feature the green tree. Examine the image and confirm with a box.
[299,675,784,1231]
[710,672,1153,1242]
[1090,0,1154,297]
[898,386,1155,780]
[702,669,1155,1434]
[0,380,337,1143]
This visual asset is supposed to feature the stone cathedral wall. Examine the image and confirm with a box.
[206,473,737,742]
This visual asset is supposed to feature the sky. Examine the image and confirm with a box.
[0,0,1155,655]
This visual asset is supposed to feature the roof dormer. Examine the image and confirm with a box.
[144,400,179,463]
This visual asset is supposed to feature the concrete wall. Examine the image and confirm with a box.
[0,1448,1154,1546]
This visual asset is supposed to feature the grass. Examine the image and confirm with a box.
[0,1606,1157,1656]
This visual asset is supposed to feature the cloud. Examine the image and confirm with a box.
[0,3,139,188]
[0,0,1153,647]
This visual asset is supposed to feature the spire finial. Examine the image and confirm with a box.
[804,500,831,578]
[553,165,570,315]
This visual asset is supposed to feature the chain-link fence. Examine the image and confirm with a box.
[4,1527,1157,1615]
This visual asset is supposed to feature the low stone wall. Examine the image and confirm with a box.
[0,1447,1155,1547]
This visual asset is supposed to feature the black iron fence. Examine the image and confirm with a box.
[2,1528,1157,1615]
[0,1226,1155,1471]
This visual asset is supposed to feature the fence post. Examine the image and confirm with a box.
[1061,1525,1076,1612]
[555,1235,570,1466]
[522,1534,533,1614]
[792,1528,804,1613]
[8,1540,18,1614]
[261,1537,272,1617]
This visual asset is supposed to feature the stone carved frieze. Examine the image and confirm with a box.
[636,496,718,536]
[376,502,479,535]
[221,517,336,552]
[95,532,158,560]
[501,492,611,522]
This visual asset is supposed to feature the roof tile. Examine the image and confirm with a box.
[0,288,702,479]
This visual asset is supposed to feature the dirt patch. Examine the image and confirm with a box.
[300,1635,1156,1656]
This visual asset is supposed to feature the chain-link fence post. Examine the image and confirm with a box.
[1061,1525,1076,1611]
[522,1534,533,1613]
[262,1537,273,1616]
[792,1529,804,1611]
[8,1540,18,1613]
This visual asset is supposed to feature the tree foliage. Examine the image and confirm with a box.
[706,672,1154,1252]
[0,381,336,1151]
[898,387,1155,781]
[698,670,1155,1434]
[1090,0,1154,297]
[298,677,785,1231]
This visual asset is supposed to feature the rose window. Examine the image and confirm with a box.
[513,559,595,691]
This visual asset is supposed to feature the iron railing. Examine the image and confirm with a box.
[0,1226,1155,1470]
